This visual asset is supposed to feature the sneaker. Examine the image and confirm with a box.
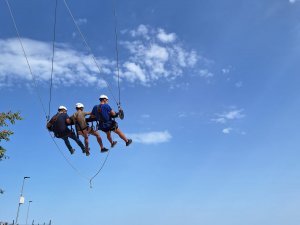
[82,149,86,154]
[101,147,109,153]
[111,141,117,148]
[69,148,75,154]
[126,139,132,147]
[86,151,90,156]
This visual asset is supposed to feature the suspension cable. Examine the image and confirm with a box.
[112,0,121,107]
[47,0,58,121]
[5,0,110,185]
[63,0,119,105]
[5,0,48,118]
[48,131,90,181]
[89,150,110,188]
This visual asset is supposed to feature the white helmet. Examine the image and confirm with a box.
[58,105,67,111]
[99,94,108,100]
[75,103,84,108]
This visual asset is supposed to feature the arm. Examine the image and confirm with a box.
[66,118,72,124]
[90,106,97,119]
[110,109,119,118]
[65,113,72,124]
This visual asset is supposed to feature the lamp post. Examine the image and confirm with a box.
[15,176,30,225]
[25,200,32,225]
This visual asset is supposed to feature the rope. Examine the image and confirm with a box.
[47,0,58,121]
[5,0,108,185]
[5,0,48,119]
[47,131,90,181]
[63,0,119,105]
[89,149,110,188]
[112,0,121,107]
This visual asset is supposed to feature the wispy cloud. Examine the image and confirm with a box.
[222,127,246,135]
[0,38,112,88]
[199,69,213,78]
[120,24,212,85]
[212,109,245,124]
[157,28,176,43]
[0,25,213,88]
[221,68,230,74]
[222,127,232,134]
[128,130,172,144]
[76,18,88,25]
[211,108,246,135]
[289,0,298,4]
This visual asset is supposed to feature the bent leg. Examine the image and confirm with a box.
[90,130,104,149]
[61,136,74,154]
[105,131,114,145]
[68,132,85,152]
[114,128,128,143]
[79,130,89,151]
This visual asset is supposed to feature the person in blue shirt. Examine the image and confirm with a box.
[91,95,132,148]
[49,105,85,155]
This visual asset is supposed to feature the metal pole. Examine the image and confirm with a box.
[25,200,32,225]
[15,176,30,225]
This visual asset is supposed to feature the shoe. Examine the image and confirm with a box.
[85,148,90,156]
[111,141,117,148]
[82,149,86,154]
[69,148,75,154]
[126,139,132,146]
[101,147,109,153]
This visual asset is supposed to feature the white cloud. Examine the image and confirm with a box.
[212,109,245,124]
[199,69,214,78]
[0,38,112,88]
[76,18,88,25]
[222,127,232,134]
[130,24,149,39]
[146,44,169,61]
[157,28,176,43]
[128,130,172,144]
[120,25,211,85]
[122,62,147,83]
[0,25,213,88]
[222,68,230,74]
[224,109,245,120]
[289,0,297,4]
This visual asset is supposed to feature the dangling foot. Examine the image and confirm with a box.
[69,148,75,154]
[111,141,117,148]
[126,139,132,147]
[101,147,109,153]
[85,147,90,156]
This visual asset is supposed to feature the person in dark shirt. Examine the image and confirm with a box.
[49,105,85,155]
[91,95,132,147]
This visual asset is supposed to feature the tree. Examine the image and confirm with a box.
[0,111,22,160]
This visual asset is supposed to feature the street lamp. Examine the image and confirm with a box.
[15,176,30,225]
[25,200,32,225]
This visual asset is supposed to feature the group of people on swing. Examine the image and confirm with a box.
[47,94,132,156]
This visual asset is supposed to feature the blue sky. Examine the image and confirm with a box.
[1,0,300,224]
